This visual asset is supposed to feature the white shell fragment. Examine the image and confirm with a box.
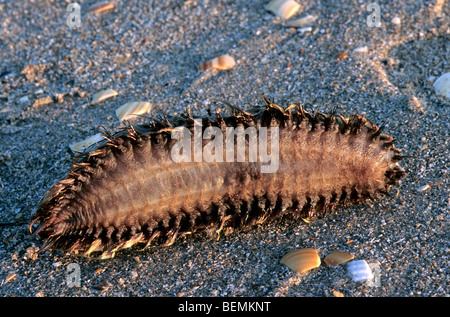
[280,248,321,273]
[347,260,374,282]
[391,16,401,25]
[417,184,431,192]
[199,54,236,71]
[297,27,312,35]
[92,89,118,104]
[115,101,152,121]
[265,0,301,20]
[285,15,317,28]
[433,72,450,99]
[69,133,105,153]
[353,46,369,53]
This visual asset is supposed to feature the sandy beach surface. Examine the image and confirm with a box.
[0,0,448,297]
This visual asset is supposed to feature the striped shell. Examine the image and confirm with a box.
[30,99,406,259]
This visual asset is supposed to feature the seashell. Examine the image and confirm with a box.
[391,17,401,25]
[116,101,152,121]
[297,26,312,35]
[89,2,114,14]
[347,260,374,282]
[335,51,348,60]
[280,248,321,273]
[433,72,450,99]
[2,272,16,285]
[92,88,118,104]
[265,0,301,19]
[69,133,105,153]
[417,184,431,192]
[353,46,369,53]
[324,250,354,266]
[285,15,317,28]
[332,290,344,297]
[198,54,236,71]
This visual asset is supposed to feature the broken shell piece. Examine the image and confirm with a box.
[332,290,344,297]
[417,184,431,192]
[347,260,374,282]
[265,0,301,19]
[2,272,17,285]
[324,250,354,266]
[335,51,348,60]
[280,248,321,273]
[285,15,317,28]
[89,2,114,14]
[69,133,105,153]
[297,26,312,35]
[116,101,152,121]
[92,89,118,104]
[198,54,236,71]
[433,72,450,99]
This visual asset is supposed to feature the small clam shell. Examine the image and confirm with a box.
[69,133,105,153]
[199,54,236,71]
[285,15,317,28]
[347,260,374,282]
[324,250,354,266]
[92,88,118,104]
[433,72,450,99]
[265,0,301,19]
[116,101,152,121]
[280,248,321,273]
[391,16,401,25]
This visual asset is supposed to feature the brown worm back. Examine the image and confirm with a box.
[30,99,406,259]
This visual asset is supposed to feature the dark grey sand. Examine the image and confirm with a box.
[0,0,448,297]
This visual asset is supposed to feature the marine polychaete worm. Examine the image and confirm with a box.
[30,98,406,259]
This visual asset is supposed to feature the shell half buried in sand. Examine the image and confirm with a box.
[285,15,317,28]
[433,72,450,99]
[265,0,301,19]
[280,248,321,273]
[69,133,106,153]
[91,88,118,104]
[347,260,374,282]
[115,101,152,121]
[198,54,236,71]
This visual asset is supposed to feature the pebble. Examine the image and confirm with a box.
[33,96,53,107]
[18,96,29,103]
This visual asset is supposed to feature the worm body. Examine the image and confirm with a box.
[30,101,405,259]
